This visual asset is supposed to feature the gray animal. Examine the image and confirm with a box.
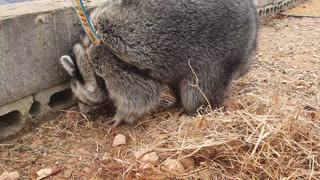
[60,40,109,114]
[89,0,259,113]
[60,36,163,126]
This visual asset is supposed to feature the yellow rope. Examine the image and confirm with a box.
[72,0,101,46]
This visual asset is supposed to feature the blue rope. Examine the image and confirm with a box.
[72,0,101,46]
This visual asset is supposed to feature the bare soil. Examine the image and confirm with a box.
[1,14,319,180]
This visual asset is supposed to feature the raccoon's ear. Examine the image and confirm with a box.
[60,55,76,77]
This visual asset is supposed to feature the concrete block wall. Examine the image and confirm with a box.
[256,0,308,16]
[0,82,74,140]
[0,0,305,141]
[0,0,105,141]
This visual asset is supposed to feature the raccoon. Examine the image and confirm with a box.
[60,36,163,126]
[89,0,259,113]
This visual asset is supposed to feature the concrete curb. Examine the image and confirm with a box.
[257,0,309,17]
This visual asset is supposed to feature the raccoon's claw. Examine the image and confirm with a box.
[161,100,176,109]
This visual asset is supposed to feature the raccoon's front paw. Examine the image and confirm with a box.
[161,100,177,109]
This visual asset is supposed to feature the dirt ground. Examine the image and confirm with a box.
[1,8,320,180]
[284,0,320,17]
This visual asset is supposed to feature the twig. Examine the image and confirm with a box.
[188,59,212,110]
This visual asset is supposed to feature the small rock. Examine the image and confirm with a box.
[97,168,103,173]
[1,151,10,159]
[139,162,152,170]
[83,167,90,172]
[21,145,32,151]
[141,152,159,164]
[40,147,48,154]
[135,149,149,159]
[63,170,72,179]
[163,159,185,173]
[112,134,126,147]
[0,171,20,180]
[101,152,109,161]
[36,167,61,180]
[36,168,52,180]
[135,149,159,164]
[180,157,195,170]
[135,173,143,178]
[296,80,311,88]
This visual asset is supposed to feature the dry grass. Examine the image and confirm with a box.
[1,16,320,180]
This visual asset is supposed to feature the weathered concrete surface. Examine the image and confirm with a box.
[0,0,104,107]
[0,95,33,117]
[34,81,74,110]
[257,0,307,16]
[0,82,74,141]
[0,95,33,140]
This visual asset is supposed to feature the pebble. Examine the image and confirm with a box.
[135,149,159,164]
[21,145,32,151]
[180,157,196,170]
[163,159,185,173]
[84,167,90,172]
[63,169,72,179]
[40,147,48,154]
[0,171,20,180]
[139,162,152,170]
[112,134,126,147]
[36,168,52,180]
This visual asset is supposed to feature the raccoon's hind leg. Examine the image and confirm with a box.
[179,72,229,114]
[106,108,131,127]
[107,110,143,127]
[233,27,258,80]
[161,83,181,109]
